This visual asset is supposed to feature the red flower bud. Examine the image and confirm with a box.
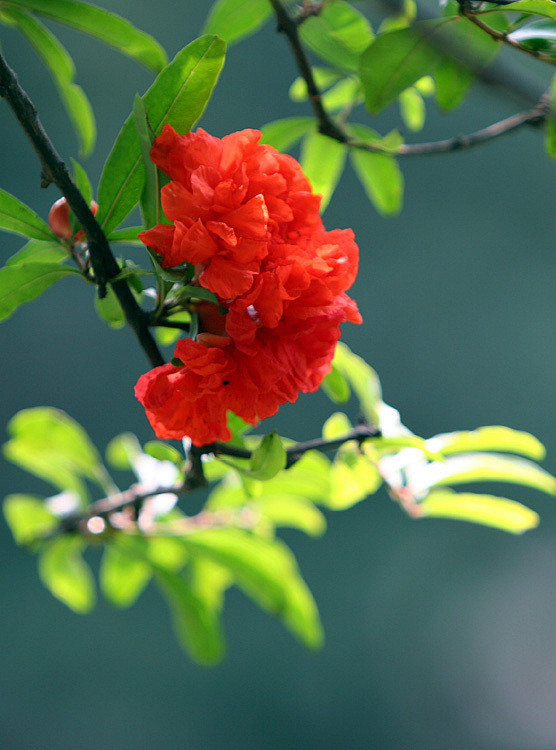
[48,197,98,240]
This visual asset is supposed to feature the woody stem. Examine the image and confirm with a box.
[0,50,165,369]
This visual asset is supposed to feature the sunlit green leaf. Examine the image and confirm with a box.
[4,407,108,501]
[349,125,403,215]
[379,0,417,33]
[143,441,184,468]
[94,285,125,329]
[10,0,167,73]
[399,87,426,131]
[6,240,67,266]
[300,131,347,211]
[0,188,55,241]
[1,7,96,155]
[133,94,160,230]
[426,426,546,461]
[154,312,191,347]
[253,450,332,503]
[434,57,473,111]
[147,537,189,572]
[105,432,141,471]
[155,568,225,664]
[183,528,323,648]
[249,432,287,480]
[3,494,57,545]
[0,262,79,322]
[478,0,556,22]
[100,543,152,608]
[329,452,382,509]
[413,453,556,496]
[71,159,93,206]
[203,0,272,45]
[289,68,343,101]
[97,36,226,236]
[259,117,314,152]
[300,0,374,71]
[420,490,540,534]
[321,77,362,112]
[360,17,497,114]
[321,362,351,403]
[332,343,382,426]
[322,412,352,441]
[38,536,96,613]
[258,495,327,536]
[106,226,143,245]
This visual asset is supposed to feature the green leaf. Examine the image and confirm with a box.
[300,0,374,71]
[322,411,352,441]
[6,240,67,266]
[258,495,327,536]
[259,117,314,152]
[106,227,143,245]
[414,453,556,496]
[97,35,226,236]
[154,312,191,347]
[249,432,287,480]
[0,188,55,241]
[155,568,225,664]
[289,68,342,101]
[546,72,556,157]
[147,537,189,572]
[360,17,497,114]
[349,125,404,216]
[71,159,93,206]
[509,20,556,53]
[183,528,323,648]
[38,536,96,613]
[331,342,382,425]
[426,426,546,461]
[479,0,556,22]
[203,0,272,45]
[1,7,96,155]
[420,490,540,534]
[100,543,151,608]
[329,452,382,509]
[143,441,184,468]
[433,18,500,111]
[10,0,167,73]
[321,77,362,112]
[3,494,57,545]
[133,94,160,230]
[105,432,141,471]
[399,87,426,131]
[0,262,79,322]
[434,57,473,111]
[94,285,125,329]
[321,363,351,403]
[4,407,107,501]
[251,450,332,503]
[300,132,347,212]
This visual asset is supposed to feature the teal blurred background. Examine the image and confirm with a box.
[0,2,555,748]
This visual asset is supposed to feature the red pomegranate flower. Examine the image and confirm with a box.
[136,125,361,446]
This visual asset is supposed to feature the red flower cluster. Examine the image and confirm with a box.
[136,125,361,445]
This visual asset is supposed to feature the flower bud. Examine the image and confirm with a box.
[48,197,98,240]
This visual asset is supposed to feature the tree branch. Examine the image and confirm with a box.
[208,423,381,469]
[268,0,552,159]
[0,51,165,369]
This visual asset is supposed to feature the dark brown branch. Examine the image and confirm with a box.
[0,51,164,368]
[209,423,381,468]
[268,0,348,142]
[269,0,552,159]
[396,98,549,155]
[464,7,556,64]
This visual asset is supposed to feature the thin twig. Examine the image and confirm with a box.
[464,8,556,64]
[0,51,164,368]
[268,0,552,158]
[209,423,381,468]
